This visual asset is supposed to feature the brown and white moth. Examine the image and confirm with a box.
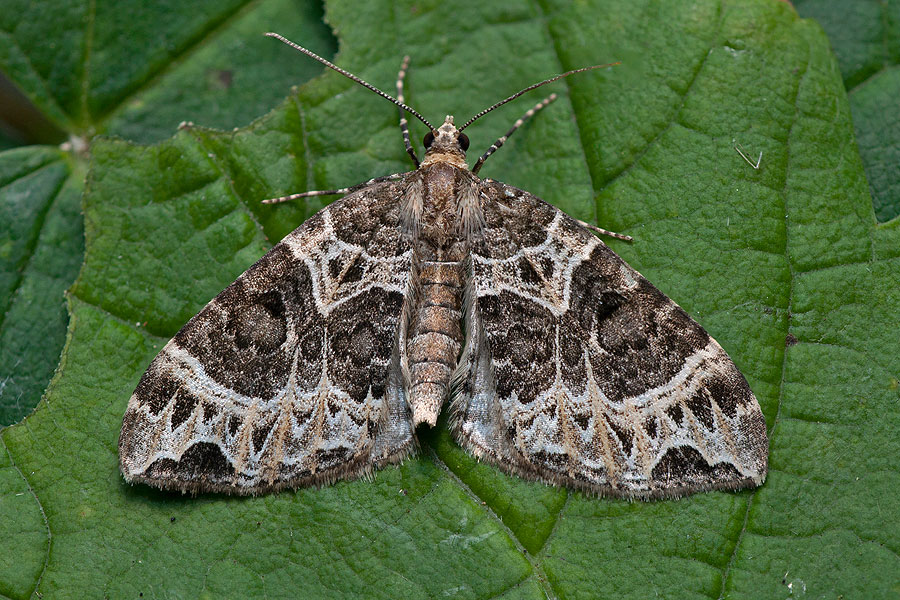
[119,33,768,498]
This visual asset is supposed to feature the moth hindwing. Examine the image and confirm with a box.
[118,34,768,498]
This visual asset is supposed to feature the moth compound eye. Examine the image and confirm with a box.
[457,133,470,151]
[423,131,435,148]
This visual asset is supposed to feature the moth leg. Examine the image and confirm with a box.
[575,218,633,242]
[472,93,557,174]
[262,173,405,204]
[396,55,420,168]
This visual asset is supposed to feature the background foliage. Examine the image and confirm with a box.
[1,0,899,598]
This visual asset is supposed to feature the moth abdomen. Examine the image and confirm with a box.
[407,259,465,427]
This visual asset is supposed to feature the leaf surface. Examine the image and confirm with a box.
[0,147,82,424]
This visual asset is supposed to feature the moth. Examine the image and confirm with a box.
[119,33,768,498]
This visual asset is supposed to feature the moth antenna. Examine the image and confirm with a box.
[266,32,435,131]
[396,55,420,167]
[458,62,620,132]
[472,94,556,174]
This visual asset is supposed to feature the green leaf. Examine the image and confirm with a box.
[794,0,900,221]
[0,0,336,144]
[0,0,336,424]
[849,67,900,223]
[793,0,899,88]
[99,0,336,144]
[3,0,900,599]
[0,147,82,425]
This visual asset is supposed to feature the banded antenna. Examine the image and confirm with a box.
[267,32,618,138]
[265,32,435,131]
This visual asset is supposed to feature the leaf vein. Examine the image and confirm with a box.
[0,160,68,335]
[0,433,51,598]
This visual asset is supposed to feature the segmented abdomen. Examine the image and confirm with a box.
[407,259,464,426]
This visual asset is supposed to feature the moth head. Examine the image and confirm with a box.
[421,116,469,166]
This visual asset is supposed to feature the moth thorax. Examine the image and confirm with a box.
[407,258,466,427]
[418,163,469,245]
